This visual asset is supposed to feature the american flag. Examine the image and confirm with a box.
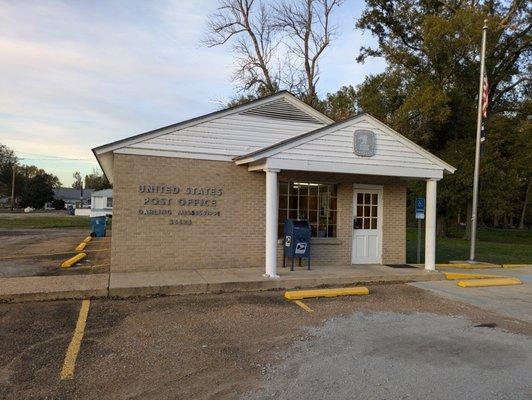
[481,73,489,118]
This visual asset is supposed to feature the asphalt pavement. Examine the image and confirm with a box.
[0,284,530,399]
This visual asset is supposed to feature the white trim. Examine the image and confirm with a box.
[235,113,455,175]
[247,161,268,172]
[263,158,444,179]
[114,148,234,162]
[351,185,383,264]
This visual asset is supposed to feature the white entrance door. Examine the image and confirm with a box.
[352,186,382,264]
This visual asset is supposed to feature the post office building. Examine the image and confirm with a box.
[93,92,455,278]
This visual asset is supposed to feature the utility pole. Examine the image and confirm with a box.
[10,165,16,211]
[469,20,488,261]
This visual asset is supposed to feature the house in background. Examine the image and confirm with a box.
[53,187,94,208]
[90,189,113,217]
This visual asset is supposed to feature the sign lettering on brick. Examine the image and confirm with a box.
[136,183,224,225]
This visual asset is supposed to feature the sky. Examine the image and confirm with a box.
[0,0,385,186]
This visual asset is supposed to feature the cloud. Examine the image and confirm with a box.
[0,0,385,185]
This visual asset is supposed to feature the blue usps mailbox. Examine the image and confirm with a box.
[283,219,311,271]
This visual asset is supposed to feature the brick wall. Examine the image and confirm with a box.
[111,154,406,272]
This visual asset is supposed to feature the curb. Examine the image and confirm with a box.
[0,271,445,303]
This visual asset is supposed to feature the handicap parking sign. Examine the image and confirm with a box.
[415,197,425,220]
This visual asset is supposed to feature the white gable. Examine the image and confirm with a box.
[236,114,455,179]
[117,104,326,160]
[93,92,332,182]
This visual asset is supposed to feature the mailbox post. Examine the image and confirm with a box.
[283,219,311,271]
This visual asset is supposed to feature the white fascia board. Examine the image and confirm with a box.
[362,114,456,174]
[236,113,456,175]
[247,160,268,171]
[265,158,444,179]
[96,151,115,184]
[114,147,233,162]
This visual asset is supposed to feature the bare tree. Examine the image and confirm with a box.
[203,0,280,94]
[274,0,343,105]
[204,0,344,102]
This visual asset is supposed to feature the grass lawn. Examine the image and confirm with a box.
[0,214,97,229]
[407,226,532,264]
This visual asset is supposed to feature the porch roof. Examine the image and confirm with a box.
[234,113,456,180]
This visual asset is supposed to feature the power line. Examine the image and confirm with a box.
[19,157,97,162]
[18,152,95,161]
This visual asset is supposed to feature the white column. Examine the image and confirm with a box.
[264,168,280,278]
[425,178,438,271]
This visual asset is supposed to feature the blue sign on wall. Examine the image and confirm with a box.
[415,197,425,220]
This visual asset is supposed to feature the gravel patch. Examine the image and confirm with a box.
[241,312,532,400]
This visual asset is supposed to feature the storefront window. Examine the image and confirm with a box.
[278,182,338,238]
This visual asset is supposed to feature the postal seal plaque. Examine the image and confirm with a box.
[354,129,376,157]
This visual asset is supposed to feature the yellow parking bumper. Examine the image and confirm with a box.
[457,278,522,288]
[284,286,369,300]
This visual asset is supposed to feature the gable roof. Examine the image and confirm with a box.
[54,188,94,201]
[234,113,456,175]
[92,91,333,182]
[92,91,332,156]
[92,189,113,197]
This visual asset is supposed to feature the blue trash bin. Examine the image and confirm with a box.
[90,216,107,237]
[67,205,75,215]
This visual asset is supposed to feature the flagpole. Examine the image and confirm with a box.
[469,19,488,261]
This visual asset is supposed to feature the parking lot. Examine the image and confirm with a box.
[1,284,531,399]
[0,228,110,278]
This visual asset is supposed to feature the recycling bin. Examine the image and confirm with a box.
[90,216,107,237]
[283,219,311,271]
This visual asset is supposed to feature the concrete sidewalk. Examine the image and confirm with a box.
[0,273,109,302]
[411,266,532,323]
[0,264,444,302]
